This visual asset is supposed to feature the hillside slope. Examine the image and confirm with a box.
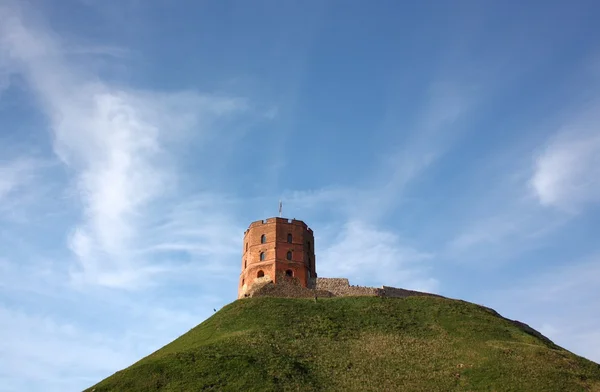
[86,296,600,392]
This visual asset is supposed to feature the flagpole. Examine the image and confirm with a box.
[279,200,282,217]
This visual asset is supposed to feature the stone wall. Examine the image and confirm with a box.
[314,278,382,297]
[246,276,442,300]
[251,281,334,299]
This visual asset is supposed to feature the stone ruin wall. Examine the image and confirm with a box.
[249,276,442,299]
[312,278,381,297]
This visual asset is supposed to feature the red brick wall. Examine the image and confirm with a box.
[238,217,316,298]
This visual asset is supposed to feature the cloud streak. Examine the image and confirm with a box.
[531,104,600,212]
[318,220,437,292]
[0,3,247,288]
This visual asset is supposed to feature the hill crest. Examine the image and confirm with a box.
[86,296,600,391]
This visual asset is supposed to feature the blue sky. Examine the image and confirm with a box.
[1,0,599,390]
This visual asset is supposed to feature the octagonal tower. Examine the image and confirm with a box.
[238,217,316,298]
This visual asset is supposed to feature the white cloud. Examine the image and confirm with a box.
[443,116,598,263]
[136,194,244,276]
[0,3,247,288]
[531,106,600,212]
[318,220,438,292]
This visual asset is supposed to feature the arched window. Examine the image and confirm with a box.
[287,233,292,243]
[257,270,264,278]
[286,251,292,260]
[260,252,265,261]
[285,269,293,277]
[246,242,248,251]
[244,260,247,269]
[261,234,266,244]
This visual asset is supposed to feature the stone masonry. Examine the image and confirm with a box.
[250,276,442,300]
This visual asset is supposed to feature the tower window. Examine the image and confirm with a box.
[260,252,265,261]
[242,278,245,285]
[261,234,266,244]
[257,270,264,278]
[246,243,248,251]
[244,260,247,269]
[285,269,293,277]
[286,251,292,260]
[287,233,292,243]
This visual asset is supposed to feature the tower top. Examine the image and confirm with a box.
[244,217,313,234]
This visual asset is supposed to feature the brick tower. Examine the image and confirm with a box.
[238,217,316,298]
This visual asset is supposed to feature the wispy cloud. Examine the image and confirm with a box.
[277,81,478,292]
[318,220,438,292]
[446,97,600,262]
[445,194,569,264]
[371,80,476,218]
[0,3,247,288]
[531,104,600,212]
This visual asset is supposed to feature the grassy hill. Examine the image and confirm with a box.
[86,296,600,391]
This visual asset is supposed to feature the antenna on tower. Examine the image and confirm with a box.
[279,200,282,217]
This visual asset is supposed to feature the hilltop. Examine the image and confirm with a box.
[86,296,600,391]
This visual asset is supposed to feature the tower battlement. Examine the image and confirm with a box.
[244,218,313,234]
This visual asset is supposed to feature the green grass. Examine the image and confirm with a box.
[86,296,600,392]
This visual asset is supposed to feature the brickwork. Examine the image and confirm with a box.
[238,217,316,299]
